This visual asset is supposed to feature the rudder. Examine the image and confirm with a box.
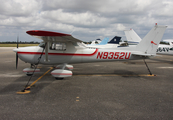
[135,24,167,55]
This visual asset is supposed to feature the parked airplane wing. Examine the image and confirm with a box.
[26,30,82,42]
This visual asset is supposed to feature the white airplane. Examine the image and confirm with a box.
[95,37,109,45]
[124,26,173,55]
[13,24,167,80]
[90,39,101,45]
[162,39,173,47]
[87,36,122,48]
[156,40,173,55]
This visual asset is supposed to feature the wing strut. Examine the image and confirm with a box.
[45,42,49,62]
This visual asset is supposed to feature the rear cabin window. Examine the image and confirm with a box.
[49,43,66,51]
[170,47,173,51]
[160,41,170,45]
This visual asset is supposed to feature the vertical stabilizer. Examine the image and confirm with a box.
[135,25,167,55]
[108,36,121,44]
[124,29,142,45]
[99,37,109,45]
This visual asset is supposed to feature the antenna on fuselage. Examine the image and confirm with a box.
[70,28,75,35]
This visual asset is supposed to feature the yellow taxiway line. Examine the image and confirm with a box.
[17,67,53,94]
[27,67,53,88]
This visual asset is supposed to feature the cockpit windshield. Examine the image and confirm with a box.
[39,42,45,48]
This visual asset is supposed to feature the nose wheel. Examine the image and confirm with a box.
[23,64,40,76]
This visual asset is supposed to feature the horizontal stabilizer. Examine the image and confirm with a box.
[132,53,155,57]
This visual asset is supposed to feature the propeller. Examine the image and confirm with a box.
[16,36,19,69]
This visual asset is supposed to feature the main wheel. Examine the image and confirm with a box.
[55,77,64,80]
[26,74,33,76]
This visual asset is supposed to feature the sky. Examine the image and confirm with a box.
[0,0,173,42]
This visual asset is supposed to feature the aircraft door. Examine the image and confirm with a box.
[48,42,67,64]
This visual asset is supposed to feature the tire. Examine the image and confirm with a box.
[26,74,33,76]
[55,77,64,80]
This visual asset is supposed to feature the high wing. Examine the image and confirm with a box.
[26,30,83,43]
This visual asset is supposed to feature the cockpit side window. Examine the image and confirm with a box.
[39,42,45,48]
[49,42,66,51]
[160,41,170,45]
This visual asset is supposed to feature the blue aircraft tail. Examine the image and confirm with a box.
[98,37,109,45]
[108,36,121,44]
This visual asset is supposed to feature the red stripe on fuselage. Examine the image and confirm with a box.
[17,49,98,56]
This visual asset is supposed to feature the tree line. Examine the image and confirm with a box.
[0,41,40,44]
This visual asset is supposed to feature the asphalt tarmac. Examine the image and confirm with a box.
[0,47,173,120]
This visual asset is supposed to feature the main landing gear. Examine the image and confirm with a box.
[23,63,73,79]
[51,63,73,80]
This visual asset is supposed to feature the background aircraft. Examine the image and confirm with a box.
[124,29,141,45]
[95,37,109,45]
[91,39,101,44]
[87,36,121,48]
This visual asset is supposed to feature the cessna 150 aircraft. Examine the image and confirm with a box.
[13,24,167,80]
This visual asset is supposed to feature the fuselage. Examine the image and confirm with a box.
[13,43,145,65]
[156,40,173,55]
